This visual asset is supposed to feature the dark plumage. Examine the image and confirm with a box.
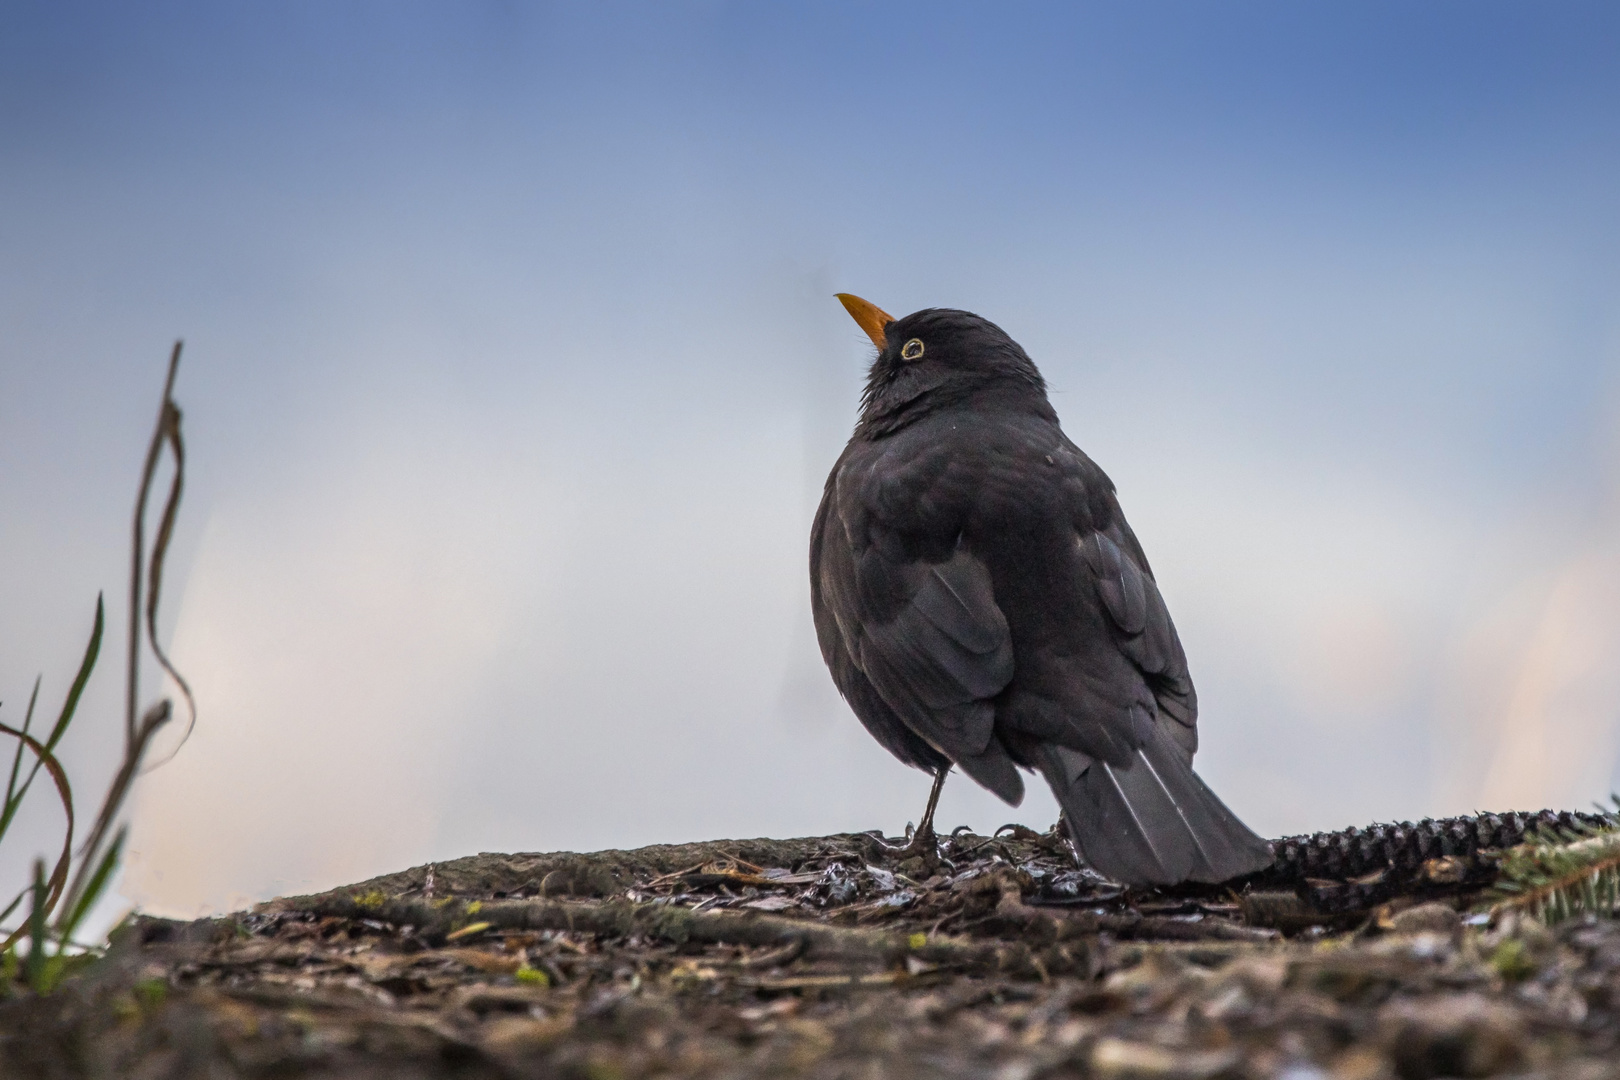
[811,297,1272,886]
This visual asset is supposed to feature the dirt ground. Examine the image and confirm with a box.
[4,815,1620,1079]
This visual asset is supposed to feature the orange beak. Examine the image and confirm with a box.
[835,293,895,350]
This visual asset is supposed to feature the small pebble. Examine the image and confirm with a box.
[1389,903,1462,938]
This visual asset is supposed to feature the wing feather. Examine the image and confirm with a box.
[857,549,1014,743]
[1080,524,1196,741]
[848,544,1023,804]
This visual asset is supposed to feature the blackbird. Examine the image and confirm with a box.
[810,294,1273,886]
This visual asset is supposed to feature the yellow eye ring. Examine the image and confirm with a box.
[900,339,925,361]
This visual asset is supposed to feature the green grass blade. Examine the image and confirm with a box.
[2,598,102,837]
[25,860,47,991]
[0,678,41,838]
[44,595,102,755]
[0,722,75,955]
[56,825,124,945]
[0,886,27,933]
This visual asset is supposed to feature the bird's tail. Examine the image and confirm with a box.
[1033,724,1273,886]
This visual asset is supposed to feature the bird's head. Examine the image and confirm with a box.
[836,294,1048,433]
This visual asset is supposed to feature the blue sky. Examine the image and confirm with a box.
[3,2,1619,914]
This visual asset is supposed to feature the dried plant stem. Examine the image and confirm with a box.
[0,341,195,966]
[61,342,190,932]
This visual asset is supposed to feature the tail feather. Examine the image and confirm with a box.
[1035,724,1272,886]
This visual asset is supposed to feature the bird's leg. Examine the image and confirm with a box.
[887,766,949,870]
[914,765,947,849]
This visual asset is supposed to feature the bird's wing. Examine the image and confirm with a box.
[810,489,951,774]
[1080,509,1198,747]
[852,544,1024,803]
[816,437,1025,804]
[856,545,1013,715]
[996,442,1198,766]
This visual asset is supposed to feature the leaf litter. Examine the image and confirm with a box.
[8,815,1620,1078]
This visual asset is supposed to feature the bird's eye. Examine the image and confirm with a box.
[900,339,925,361]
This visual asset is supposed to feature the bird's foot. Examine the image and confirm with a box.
[873,765,951,878]
[883,820,944,878]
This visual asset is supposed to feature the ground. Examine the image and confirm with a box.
[3,815,1619,1079]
